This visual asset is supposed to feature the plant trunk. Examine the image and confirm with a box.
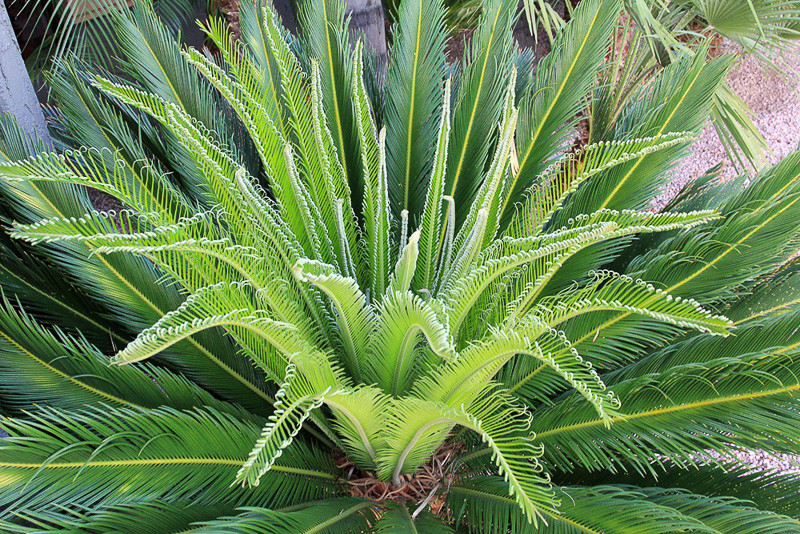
[0,1,50,145]
[344,0,386,58]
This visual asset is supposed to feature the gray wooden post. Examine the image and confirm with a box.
[0,1,50,145]
[344,0,386,57]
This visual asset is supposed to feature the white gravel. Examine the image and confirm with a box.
[695,448,800,476]
[660,40,800,203]
[669,41,800,475]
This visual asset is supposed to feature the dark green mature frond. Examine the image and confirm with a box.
[385,0,448,219]
[562,46,732,219]
[115,1,243,195]
[0,296,243,416]
[447,478,712,534]
[0,406,339,516]
[726,260,800,324]
[533,350,800,475]
[632,150,800,302]
[0,232,112,347]
[0,501,233,533]
[638,486,800,533]
[604,461,800,519]
[615,305,800,379]
[444,0,516,225]
[376,502,454,532]
[189,498,374,533]
[502,0,622,226]
[115,2,226,137]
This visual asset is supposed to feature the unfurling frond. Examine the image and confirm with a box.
[366,291,454,396]
[236,363,331,487]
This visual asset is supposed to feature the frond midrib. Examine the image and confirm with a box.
[501,0,605,219]
[0,328,139,408]
[536,382,800,440]
[0,458,336,479]
[594,57,707,212]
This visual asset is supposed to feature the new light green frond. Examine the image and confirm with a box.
[297,0,360,199]
[506,132,694,238]
[451,397,555,527]
[531,270,732,335]
[180,46,294,198]
[353,42,393,296]
[11,208,308,331]
[325,385,391,467]
[444,209,716,336]
[293,258,374,379]
[380,394,557,525]
[309,60,363,278]
[257,4,353,271]
[236,363,331,487]
[414,77,452,291]
[236,2,287,132]
[438,207,490,294]
[0,146,191,220]
[366,291,454,396]
[186,24,327,259]
[415,316,618,421]
[444,221,620,333]
[111,281,309,375]
[390,229,420,293]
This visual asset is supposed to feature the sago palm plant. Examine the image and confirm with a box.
[0,0,800,531]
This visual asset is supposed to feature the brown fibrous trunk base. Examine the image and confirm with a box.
[334,441,462,517]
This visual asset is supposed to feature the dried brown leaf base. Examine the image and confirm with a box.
[334,441,463,517]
